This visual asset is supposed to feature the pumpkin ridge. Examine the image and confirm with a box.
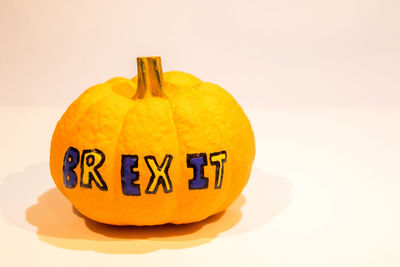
[50,83,114,199]
[165,98,186,223]
[109,101,137,204]
[187,80,203,89]
[71,93,133,217]
[70,92,116,145]
[72,85,115,124]
[167,83,226,222]
[163,71,203,92]
[195,83,234,219]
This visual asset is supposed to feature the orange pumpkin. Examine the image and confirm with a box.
[50,57,255,225]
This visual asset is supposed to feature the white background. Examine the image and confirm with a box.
[1,0,400,266]
[2,0,400,108]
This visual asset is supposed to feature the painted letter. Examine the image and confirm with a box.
[80,149,108,191]
[144,155,173,194]
[210,151,227,189]
[63,146,80,189]
[187,153,209,190]
[121,155,140,196]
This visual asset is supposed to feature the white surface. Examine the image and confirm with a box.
[1,106,399,266]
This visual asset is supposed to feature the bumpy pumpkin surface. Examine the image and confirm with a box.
[50,57,255,225]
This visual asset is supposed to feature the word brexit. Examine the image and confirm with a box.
[62,147,227,196]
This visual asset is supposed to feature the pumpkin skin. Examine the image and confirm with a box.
[50,57,255,225]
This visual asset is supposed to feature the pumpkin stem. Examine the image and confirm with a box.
[133,56,166,99]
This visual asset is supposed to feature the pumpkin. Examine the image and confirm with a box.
[50,57,255,225]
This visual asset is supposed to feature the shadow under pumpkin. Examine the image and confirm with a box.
[0,163,291,254]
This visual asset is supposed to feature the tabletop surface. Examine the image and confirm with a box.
[0,106,399,266]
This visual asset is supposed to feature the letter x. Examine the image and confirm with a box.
[144,155,173,194]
